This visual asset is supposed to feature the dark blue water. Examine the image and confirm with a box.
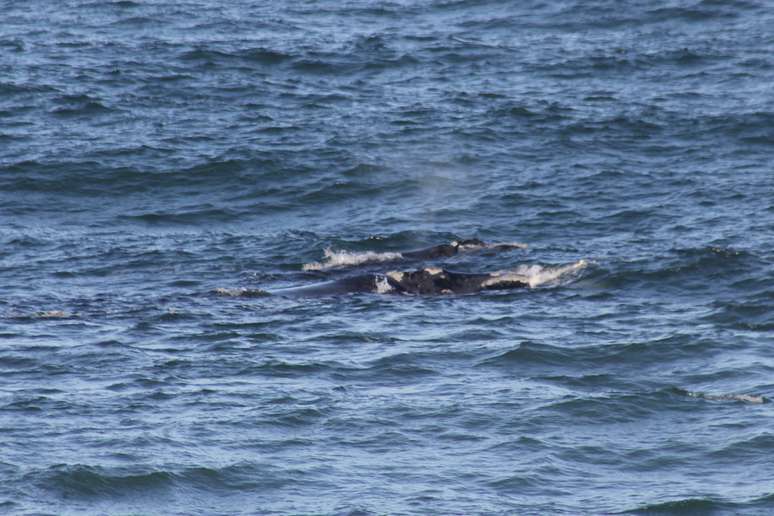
[2,1,774,513]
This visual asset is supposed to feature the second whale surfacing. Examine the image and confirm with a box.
[302,239,527,271]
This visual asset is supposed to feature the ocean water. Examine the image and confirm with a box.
[2,0,774,513]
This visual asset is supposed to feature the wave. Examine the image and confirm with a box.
[179,47,292,65]
[673,388,768,404]
[302,241,529,271]
[592,246,760,291]
[0,82,56,95]
[34,310,73,319]
[478,334,716,371]
[303,248,404,271]
[3,310,75,320]
[213,287,270,298]
[486,259,589,288]
[624,498,722,514]
[78,0,140,8]
[32,461,293,499]
[51,101,113,117]
[120,207,240,225]
[626,493,774,514]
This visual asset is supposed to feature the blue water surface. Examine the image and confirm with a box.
[1,1,773,514]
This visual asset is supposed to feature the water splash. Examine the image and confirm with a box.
[487,259,589,288]
[35,310,72,319]
[686,391,768,404]
[303,248,404,271]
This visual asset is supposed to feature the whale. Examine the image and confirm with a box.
[402,239,526,260]
[216,260,588,298]
[271,266,531,297]
[302,239,527,271]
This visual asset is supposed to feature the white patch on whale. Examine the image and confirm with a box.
[386,271,404,282]
[374,275,395,294]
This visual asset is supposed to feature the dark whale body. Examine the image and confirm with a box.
[272,274,380,297]
[302,239,527,271]
[273,267,529,297]
[402,239,484,260]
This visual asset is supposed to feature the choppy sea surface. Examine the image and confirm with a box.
[2,1,774,514]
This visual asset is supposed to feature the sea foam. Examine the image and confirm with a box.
[487,259,589,288]
[303,248,404,271]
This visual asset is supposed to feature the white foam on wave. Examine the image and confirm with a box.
[214,287,269,297]
[35,310,72,319]
[687,391,767,404]
[487,259,589,288]
[487,241,529,249]
[303,248,404,271]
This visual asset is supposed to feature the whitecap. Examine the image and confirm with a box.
[303,248,404,271]
[486,259,589,288]
[687,392,767,404]
[486,241,529,249]
[35,310,72,318]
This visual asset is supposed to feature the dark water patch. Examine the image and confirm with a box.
[0,394,86,414]
[478,335,720,374]
[540,390,683,424]
[0,501,18,511]
[626,497,723,514]
[646,6,735,22]
[0,133,22,142]
[0,157,281,196]
[0,82,56,95]
[592,246,759,291]
[691,111,774,144]
[78,0,141,8]
[109,16,163,27]
[34,464,174,499]
[0,39,24,52]
[179,47,294,67]
[710,433,774,463]
[237,359,349,379]
[535,51,667,77]
[705,299,774,332]
[0,354,39,370]
[535,373,635,392]
[237,47,293,65]
[121,206,241,225]
[50,95,114,118]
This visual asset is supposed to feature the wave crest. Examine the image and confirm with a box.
[487,259,589,288]
[302,248,403,271]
